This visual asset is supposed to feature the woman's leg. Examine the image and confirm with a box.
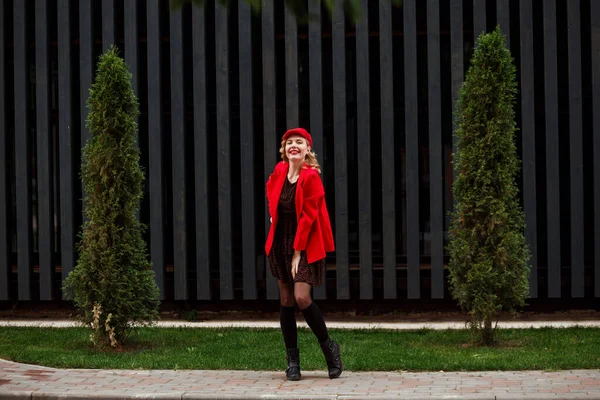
[294,282,328,343]
[278,281,300,381]
[278,281,297,349]
[295,282,343,379]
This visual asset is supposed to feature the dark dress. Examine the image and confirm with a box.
[268,178,325,286]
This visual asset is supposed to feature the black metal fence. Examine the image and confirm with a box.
[0,0,598,304]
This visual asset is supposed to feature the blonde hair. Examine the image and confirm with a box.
[279,139,322,173]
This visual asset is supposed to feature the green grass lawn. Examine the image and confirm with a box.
[0,326,598,371]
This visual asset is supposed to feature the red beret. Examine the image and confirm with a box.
[282,127,313,148]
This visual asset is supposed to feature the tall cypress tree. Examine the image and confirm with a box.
[448,27,530,345]
[63,46,159,348]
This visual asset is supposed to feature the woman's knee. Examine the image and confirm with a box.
[294,292,312,310]
[280,294,295,307]
[279,284,295,307]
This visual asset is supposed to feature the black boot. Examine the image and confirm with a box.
[320,338,343,379]
[285,348,301,381]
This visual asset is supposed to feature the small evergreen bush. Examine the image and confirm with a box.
[448,27,530,345]
[63,46,159,348]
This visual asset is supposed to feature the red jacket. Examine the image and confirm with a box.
[265,161,335,264]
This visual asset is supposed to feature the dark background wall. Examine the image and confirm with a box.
[0,0,598,308]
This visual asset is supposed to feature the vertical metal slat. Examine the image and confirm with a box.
[333,0,349,299]
[380,0,396,299]
[103,0,115,52]
[239,1,257,300]
[262,0,279,300]
[356,0,372,300]
[215,2,233,300]
[473,0,487,39]
[497,0,511,48]
[14,0,32,300]
[58,0,76,295]
[427,0,444,299]
[405,0,420,300]
[285,3,298,127]
[146,0,165,299]
[170,7,188,300]
[592,0,600,298]
[567,0,584,298]
[519,0,538,298]
[309,0,326,300]
[193,6,211,300]
[0,0,8,300]
[543,0,561,298]
[36,0,55,300]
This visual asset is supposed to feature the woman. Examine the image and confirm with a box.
[265,127,342,381]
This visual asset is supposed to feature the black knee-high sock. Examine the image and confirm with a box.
[301,302,329,343]
[280,306,298,349]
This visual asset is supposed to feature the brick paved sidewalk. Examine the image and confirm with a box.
[1,359,600,399]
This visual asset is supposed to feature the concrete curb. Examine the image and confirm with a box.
[1,320,600,330]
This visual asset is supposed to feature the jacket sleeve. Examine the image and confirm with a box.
[265,162,281,213]
[294,171,325,251]
[266,172,274,208]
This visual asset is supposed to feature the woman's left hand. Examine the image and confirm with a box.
[291,251,301,279]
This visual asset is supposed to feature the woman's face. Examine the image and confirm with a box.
[285,135,309,162]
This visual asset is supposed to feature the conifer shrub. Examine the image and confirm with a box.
[448,27,530,345]
[63,46,159,348]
